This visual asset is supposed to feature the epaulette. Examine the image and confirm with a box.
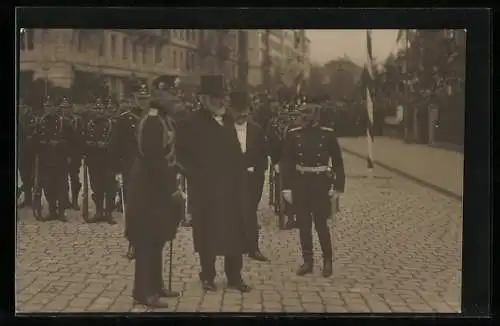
[320,126,335,132]
[119,111,128,117]
[287,126,303,133]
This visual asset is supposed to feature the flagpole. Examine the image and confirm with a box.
[365,29,374,178]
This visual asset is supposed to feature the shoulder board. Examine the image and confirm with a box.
[287,126,303,133]
[119,111,128,117]
[320,126,335,132]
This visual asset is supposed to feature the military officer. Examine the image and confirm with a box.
[125,96,184,308]
[83,97,118,224]
[36,97,75,221]
[281,101,345,278]
[18,100,40,208]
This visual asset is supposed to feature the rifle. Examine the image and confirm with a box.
[32,153,43,220]
[82,156,90,222]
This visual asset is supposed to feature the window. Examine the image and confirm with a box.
[186,30,191,41]
[99,39,105,57]
[173,50,177,68]
[110,34,116,58]
[142,45,147,64]
[132,42,137,63]
[179,50,184,69]
[155,45,162,64]
[123,38,128,60]
[180,30,185,40]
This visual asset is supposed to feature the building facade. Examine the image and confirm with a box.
[245,29,310,88]
[19,28,308,98]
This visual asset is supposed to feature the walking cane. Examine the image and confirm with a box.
[118,174,135,260]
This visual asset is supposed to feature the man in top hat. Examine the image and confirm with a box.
[280,100,345,278]
[125,94,184,308]
[229,89,270,262]
[176,74,252,293]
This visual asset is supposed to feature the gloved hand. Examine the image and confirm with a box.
[274,164,280,173]
[116,174,123,186]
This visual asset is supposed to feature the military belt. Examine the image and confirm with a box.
[296,165,330,173]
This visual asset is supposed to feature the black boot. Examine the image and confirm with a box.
[322,258,333,278]
[105,211,117,225]
[296,260,313,276]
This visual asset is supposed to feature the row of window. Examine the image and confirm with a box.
[76,31,199,72]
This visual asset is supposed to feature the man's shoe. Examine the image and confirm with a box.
[296,262,313,276]
[134,296,168,308]
[201,280,217,292]
[322,259,333,278]
[227,281,252,293]
[249,251,269,262]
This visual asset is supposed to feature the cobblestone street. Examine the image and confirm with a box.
[16,151,462,314]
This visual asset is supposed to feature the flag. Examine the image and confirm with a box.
[365,30,375,170]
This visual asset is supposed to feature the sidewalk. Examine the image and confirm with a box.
[338,137,464,200]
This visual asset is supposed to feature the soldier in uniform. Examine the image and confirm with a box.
[59,99,84,210]
[36,97,76,221]
[18,100,40,208]
[281,101,346,278]
[83,97,118,224]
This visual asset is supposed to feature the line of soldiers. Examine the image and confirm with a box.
[17,80,196,225]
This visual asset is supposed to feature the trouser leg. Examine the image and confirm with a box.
[224,254,243,284]
[313,213,333,260]
[198,252,216,282]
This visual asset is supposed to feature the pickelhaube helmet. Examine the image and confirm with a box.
[94,97,105,110]
[104,97,115,110]
[136,84,150,99]
[42,96,53,110]
[59,97,72,109]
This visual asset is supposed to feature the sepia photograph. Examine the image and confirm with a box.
[16,27,465,314]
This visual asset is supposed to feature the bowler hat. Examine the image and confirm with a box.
[200,75,225,97]
[229,91,250,111]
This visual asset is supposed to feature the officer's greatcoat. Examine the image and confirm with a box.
[125,114,181,246]
[177,108,251,256]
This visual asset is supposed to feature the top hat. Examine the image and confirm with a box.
[199,74,225,97]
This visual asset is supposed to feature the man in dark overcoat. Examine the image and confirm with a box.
[229,90,269,262]
[125,97,184,308]
[176,75,252,293]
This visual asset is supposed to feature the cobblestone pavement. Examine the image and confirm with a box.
[16,152,462,314]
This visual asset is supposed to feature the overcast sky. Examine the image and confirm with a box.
[306,29,400,66]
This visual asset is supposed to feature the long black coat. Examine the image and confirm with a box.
[177,109,251,256]
[244,120,268,212]
[125,114,181,246]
